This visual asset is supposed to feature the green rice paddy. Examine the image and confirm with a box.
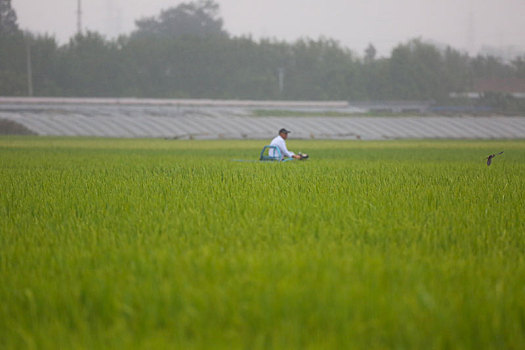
[1,137,525,349]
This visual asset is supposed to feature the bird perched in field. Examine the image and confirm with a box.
[486,151,504,166]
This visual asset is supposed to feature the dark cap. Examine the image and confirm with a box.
[279,128,291,134]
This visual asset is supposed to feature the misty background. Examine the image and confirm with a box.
[12,0,525,58]
[2,0,525,114]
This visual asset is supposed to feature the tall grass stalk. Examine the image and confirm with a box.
[1,137,524,349]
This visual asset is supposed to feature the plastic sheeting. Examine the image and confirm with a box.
[1,100,525,139]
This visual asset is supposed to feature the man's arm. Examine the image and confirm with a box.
[278,138,301,159]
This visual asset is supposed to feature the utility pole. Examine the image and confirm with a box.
[467,11,475,56]
[277,67,285,94]
[25,34,33,97]
[77,0,83,35]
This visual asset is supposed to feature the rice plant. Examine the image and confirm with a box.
[1,137,524,349]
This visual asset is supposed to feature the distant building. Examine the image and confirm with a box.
[478,45,525,64]
[450,78,525,99]
[473,78,525,98]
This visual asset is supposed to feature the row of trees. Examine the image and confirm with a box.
[1,0,525,105]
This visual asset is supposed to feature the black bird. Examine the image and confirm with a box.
[486,151,504,166]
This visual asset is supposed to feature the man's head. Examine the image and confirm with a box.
[279,128,291,139]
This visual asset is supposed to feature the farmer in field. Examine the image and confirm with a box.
[269,128,307,160]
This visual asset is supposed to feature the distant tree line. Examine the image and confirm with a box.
[1,0,525,110]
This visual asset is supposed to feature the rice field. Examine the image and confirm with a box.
[1,136,525,349]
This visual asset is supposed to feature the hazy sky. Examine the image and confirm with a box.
[11,0,525,57]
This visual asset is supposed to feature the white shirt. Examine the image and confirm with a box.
[269,135,295,159]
